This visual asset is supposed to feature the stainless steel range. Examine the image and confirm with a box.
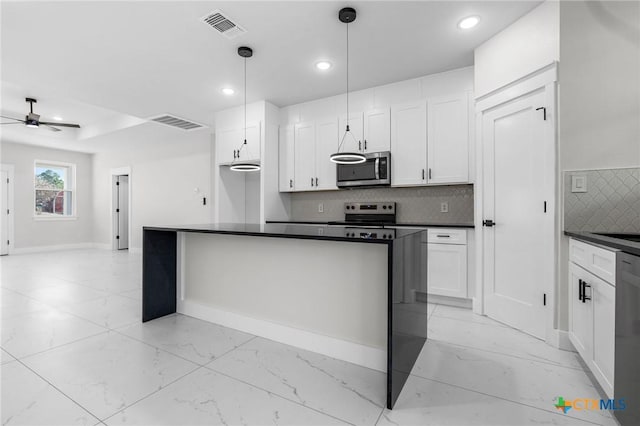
[329,201,397,239]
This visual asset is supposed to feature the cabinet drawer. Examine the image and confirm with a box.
[569,238,617,285]
[428,229,467,245]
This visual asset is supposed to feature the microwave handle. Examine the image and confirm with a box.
[375,158,380,180]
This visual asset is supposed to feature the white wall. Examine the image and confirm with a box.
[556,0,640,331]
[0,141,93,250]
[474,1,559,98]
[91,123,211,250]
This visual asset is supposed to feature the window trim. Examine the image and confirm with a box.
[33,159,77,219]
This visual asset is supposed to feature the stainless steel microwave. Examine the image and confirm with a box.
[336,151,391,188]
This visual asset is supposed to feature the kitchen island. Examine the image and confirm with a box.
[142,223,428,409]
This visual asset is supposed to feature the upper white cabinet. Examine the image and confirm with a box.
[391,101,428,186]
[314,118,339,190]
[339,109,390,153]
[363,108,391,152]
[216,122,261,165]
[427,93,469,184]
[294,122,315,191]
[279,125,295,192]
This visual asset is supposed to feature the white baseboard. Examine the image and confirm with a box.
[421,292,472,309]
[178,299,386,372]
[11,242,96,255]
[92,243,111,250]
[549,328,575,351]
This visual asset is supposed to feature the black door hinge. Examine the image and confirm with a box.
[116,208,120,213]
[116,181,120,186]
[6,240,9,245]
[6,178,8,184]
[6,209,9,215]
[536,107,547,120]
[543,293,547,306]
[482,219,495,227]
[116,235,120,239]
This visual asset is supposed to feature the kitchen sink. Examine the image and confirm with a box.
[595,233,640,243]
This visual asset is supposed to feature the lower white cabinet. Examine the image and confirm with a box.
[427,229,468,299]
[568,238,616,399]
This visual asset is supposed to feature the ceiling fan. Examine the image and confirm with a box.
[0,98,80,132]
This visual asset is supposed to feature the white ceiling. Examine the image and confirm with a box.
[1,1,541,151]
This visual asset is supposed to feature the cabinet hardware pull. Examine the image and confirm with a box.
[582,282,591,303]
[578,279,584,301]
[428,168,432,180]
[364,140,367,150]
[311,177,313,186]
[422,169,425,180]
[289,179,293,188]
[233,150,236,159]
[359,141,362,151]
[315,177,318,186]
[436,234,450,238]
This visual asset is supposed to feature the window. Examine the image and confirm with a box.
[34,161,76,217]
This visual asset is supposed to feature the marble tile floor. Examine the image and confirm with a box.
[0,249,617,425]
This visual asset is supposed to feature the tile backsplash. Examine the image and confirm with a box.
[564,167,640,233]
[290,185,474,224]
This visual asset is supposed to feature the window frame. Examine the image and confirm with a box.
[33,159,77,220]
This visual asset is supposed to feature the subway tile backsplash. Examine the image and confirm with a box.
[290,185,474,224]
[564,167,640,233]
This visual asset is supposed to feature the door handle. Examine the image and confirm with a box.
[482,220,495,227]
[375,158,380,180]
[582,282,591,303]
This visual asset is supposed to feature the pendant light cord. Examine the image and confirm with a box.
[244,56,247,145]
[337,20,357,152]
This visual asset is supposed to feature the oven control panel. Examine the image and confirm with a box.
[344,202,396,214]
[344,228,396,240]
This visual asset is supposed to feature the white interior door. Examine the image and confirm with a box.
[117,175,129,250]
[482,88,553,339]
[0,171,8,255]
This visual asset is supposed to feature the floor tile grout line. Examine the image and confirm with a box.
[9,329,111,362]
[203,363,360,426]
[373,406,385,426]
[202,335,259,366]
[99,363,205,423]
[10,357,102,424]
[411,375,607,426]
[428,337,585,372]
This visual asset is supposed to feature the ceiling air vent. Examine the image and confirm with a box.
[200,10,246,39]
[148,114,206,131]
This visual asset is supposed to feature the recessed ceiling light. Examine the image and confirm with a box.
[315,61,332,71]
[458,16,480,29]
[52,116,63,121]
[221,88,235,95]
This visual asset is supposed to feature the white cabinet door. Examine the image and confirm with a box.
[315,118,339,190]
[294,122,315,191]
[364,108,390,152]
[427,243,467,298]
[279,125,295,192]
[427,93,469,184]
[568,263,593,362]
[391,101,427,186]
[216,127,242,165]
[339,113,364,153]
[591,276,615,399]
[238,122,261,163]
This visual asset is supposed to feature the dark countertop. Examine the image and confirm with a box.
[266,220,475,229]
[565,231,640,257]
[143,223,425,243]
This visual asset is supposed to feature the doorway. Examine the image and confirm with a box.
[111,167,131,251]
[0,164,14,256]
[479,83,556,340]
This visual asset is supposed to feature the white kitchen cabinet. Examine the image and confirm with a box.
[294,122,315,191]
[363,108,390,152]
[427,228,468,298]
[427,93,469,184]
[216,122,261,165]
[279,125,295,192]
[339,113,364,153]
[568,238,616,399]
[314,118,339,190]
[391,101,427,186]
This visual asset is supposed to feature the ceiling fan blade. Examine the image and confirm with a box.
[39,121,80,128]
[41,124,62,132]
[0,115,24,123]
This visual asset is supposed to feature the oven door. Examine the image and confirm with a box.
[336,152,390,188]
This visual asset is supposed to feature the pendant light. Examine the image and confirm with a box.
[329,7,366,165]
[230,46,260,172]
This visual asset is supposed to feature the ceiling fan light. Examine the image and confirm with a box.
[329,152,366,164]
[25,119,39,128]
[229,163,261,172]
